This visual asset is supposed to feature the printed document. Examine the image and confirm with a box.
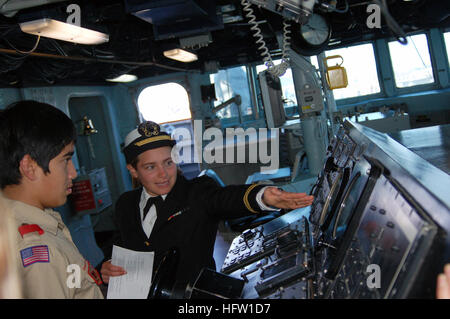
[107,245,154,299]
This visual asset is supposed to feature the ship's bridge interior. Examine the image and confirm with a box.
[0,0,449,300]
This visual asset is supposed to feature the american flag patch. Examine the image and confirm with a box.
[20,245,50,267]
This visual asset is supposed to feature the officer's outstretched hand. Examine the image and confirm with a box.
[262,187,314,210]
[437,263,450,299]
[101,260,127,284]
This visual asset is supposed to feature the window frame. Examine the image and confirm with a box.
[336,29,449,110]
[136,80,192,124]
[326,41,385,107]
[386,31,438,93]
[442,29,450,75]
[209,65,257,123]
[207,29,449,118]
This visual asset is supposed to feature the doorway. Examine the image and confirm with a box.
[68,96,119,233]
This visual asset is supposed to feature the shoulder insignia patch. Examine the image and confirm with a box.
[20,245,50,267]
[18,224,44,238]
[83,260,103,285]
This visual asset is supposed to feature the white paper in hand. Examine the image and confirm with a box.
[107,245,154,299]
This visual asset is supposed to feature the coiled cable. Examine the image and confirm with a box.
[241,0,291,77]
[276,19,291,77]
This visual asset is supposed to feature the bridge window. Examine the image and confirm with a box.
[444,32,450,67]
[210,66,253,119]
[137,82,191,124]
[388,34,434,88]
[325,43,381,100]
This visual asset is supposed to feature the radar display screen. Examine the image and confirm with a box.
[332,171,363,240]
[323,159,371,247]
[324,159,380,279]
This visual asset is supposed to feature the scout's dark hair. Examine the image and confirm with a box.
[0,100,77,188]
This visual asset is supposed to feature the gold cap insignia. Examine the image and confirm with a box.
[138,121,160,137]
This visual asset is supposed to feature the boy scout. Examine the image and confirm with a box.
[101,121,314,290]
[0,196,21,298]
[0,100,103,299]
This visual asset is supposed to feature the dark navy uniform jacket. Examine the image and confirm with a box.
[112,174,266,285]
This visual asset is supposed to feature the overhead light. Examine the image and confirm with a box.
[106,74,138,83]
[163,48,198,63]
[19,18,109,45]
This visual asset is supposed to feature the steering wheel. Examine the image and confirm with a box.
[147,247,179,299]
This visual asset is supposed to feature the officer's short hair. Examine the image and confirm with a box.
[0,100,76,188]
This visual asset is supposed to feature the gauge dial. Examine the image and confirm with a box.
[300,14,331,46]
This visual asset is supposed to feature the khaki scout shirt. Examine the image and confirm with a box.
[5,198,104,299]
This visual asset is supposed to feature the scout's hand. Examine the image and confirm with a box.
[262,187,314,210]
[100,260,127,284]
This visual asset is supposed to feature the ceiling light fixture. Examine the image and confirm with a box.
[106,74,138,83]
[19,18,109,45]
[163,48,198,63]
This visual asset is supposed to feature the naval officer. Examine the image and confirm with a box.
[101,121,314,289]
